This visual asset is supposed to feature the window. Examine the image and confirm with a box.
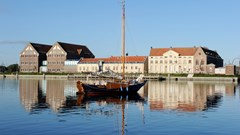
[150,60,153,64]
[188,60,192,64]
[155,60,158,64]
[196,60,199,65]
[201,60,204,65]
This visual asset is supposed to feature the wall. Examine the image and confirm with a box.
[215,67,225,74]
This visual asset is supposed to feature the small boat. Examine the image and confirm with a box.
[77,0,147,96]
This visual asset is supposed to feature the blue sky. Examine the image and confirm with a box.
[0,0,240,66]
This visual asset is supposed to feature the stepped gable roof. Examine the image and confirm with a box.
[79,56,147,64]
[150,47,198,56]
[201,47,222,59]
[30,42,52,54]
[57,41,95,59]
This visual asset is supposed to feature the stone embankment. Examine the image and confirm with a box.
[1,74,238,82]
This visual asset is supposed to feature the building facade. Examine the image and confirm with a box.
[46,42,95,73]
[148,47,223,74]
[19,43,51,73]
[77,56,148,74]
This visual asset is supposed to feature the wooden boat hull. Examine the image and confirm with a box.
[80,80,147,96]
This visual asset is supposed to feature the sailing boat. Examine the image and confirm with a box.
[77,0,147,96]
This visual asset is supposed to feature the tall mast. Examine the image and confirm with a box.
[122,0,125,80]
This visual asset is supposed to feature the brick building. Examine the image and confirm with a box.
[47,42,95,73]
[19,43,51,72]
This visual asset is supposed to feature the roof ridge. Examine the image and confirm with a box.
[57,41,86,47]
[30,42,52,46]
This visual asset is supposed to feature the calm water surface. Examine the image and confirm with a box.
[1,79,240,135]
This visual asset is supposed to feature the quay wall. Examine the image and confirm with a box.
[167,76,238,82]
[0,74,238,82]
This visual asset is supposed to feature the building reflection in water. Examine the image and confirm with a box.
[148,81,236,112]
[19,79,48,112]
[19,79,79,113]
[19,79,236,113]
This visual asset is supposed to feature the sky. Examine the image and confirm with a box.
[0,0,240,66]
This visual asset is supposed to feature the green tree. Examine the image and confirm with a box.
[7,64,19,73]
[0,66,7,73]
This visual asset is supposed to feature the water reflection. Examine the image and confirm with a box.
[19,79,78,113]
[19,79,144,113]
[19,79,48,112]
[147,81,236,112]
[19,79,236,113]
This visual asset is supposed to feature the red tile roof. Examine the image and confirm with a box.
[150,47,198,56]
[79,56,147,64]
[80,58,108,63]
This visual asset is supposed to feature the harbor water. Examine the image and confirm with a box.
[0,79,240,135]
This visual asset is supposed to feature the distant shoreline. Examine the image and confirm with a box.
[0,74,238,82]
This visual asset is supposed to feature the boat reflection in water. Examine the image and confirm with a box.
[147,81,236,112]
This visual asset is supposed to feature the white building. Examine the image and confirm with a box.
[148,47,223,74]
[77,56,148,74]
